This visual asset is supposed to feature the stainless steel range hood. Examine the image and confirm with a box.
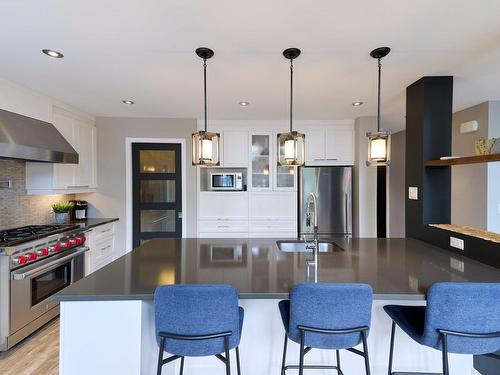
[0,108,78,163]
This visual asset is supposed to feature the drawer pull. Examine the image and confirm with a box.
[67,185,90,188]
[100,245,112,251]
[217,225,230,228]
[100,229,112,233]
[325,158,338,161]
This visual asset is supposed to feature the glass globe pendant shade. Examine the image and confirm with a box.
[277,131,305,167]
[191,130,220,166]
[366,130,391,166]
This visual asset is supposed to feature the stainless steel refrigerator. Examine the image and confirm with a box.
[298,166,352,237]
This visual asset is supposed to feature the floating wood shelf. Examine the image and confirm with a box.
[429,224,500,244]
[425,153,500,166]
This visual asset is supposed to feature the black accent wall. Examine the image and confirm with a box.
[405,77,500,269]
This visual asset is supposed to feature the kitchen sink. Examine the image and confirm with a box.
[276,240,342,253]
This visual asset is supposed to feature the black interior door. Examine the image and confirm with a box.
[132,143,182,247]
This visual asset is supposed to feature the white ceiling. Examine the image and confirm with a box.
[1,0,500,131]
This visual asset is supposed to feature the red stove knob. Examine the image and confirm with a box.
[65,240,72,248]
[28,252,38,261]
[17,256,28,265]
[39,248,49,256]
[53,244,62,252]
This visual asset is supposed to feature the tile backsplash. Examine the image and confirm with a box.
[0,160,75,229]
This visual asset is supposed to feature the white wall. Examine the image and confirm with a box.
[451,101,500,233]
[487,101,500,233]
[80,117,198,255]
[451,102,489,229]
[353,116,377,237]
[387,130,406,237]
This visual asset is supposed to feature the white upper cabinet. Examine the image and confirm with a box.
[305,124,354,165]
[222,131,248,167]
[26,107,97,194]
[305,129,325,163]
[325,127,354,163]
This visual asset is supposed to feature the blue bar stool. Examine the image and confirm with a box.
[154,284,244,375]
[278,283,373,375]
[384,282,500,375]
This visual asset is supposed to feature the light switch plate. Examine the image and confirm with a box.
[408,187,418,200]
[450,236,464,250]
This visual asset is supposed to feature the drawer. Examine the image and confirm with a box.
[92,253,114,273]
[92,237,115,262]
[249,219,296,233]
[198,220,248,233]
[92,222,115,242]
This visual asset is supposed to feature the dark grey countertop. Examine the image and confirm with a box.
[70,218,119,229]
[53,237,500,302]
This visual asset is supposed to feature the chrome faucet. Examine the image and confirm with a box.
[306,192,318,241]
[305,193,319,282]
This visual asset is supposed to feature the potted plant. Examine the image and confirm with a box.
[52,201,74,224]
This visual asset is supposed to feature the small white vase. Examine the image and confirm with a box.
[55,212,69,224]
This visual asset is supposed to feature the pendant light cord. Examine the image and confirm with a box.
[203,59,208,133]
[377,57,381,133]
[290,58,294,133]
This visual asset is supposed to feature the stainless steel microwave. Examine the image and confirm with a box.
[210,172,243,190]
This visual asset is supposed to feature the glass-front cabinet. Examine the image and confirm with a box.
[249,133,296,191]
[250,134,271,189]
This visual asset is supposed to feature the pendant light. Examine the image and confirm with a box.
[192,47,220,167]
[366,47,391,167]
[277,48,305,167]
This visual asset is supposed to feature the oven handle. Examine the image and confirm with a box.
[11,247,89,280]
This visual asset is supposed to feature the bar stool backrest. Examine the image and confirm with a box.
[289,283,373,349]
[154,284,241,356]
[423,282,500,354]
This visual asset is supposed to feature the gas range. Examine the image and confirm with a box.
[0,224,87,270]
[0,224,89,350]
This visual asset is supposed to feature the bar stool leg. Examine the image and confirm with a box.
[179,357,184,375]
[442,333,449,375]
[299,331,305,375]
[224,336,231,375]
[336,349,341,374]
[157,336,166,375]
[388,321,395,375]
[281,334,288,375]
[361,330,371,375]
[236,346,241,375]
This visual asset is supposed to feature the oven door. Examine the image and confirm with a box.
[10,247,87,333]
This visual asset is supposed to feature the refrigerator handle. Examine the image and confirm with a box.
[345,193,350,235]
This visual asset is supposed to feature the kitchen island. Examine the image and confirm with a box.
[54,238,500,375]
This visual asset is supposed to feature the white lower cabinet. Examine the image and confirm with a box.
[84,222,116,276]
[197,191,297,238]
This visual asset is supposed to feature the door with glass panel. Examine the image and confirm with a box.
[132,143,182,247]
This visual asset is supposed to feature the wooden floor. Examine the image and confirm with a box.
[0,319,59,375]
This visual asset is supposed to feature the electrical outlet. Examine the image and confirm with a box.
[450,257,465,272]
[408,187,418,200]
[450,236,464,250]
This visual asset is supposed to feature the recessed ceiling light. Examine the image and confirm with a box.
[122,100,135,105]
[239,101,250,106]
[352,101,364,106]
[42,49,64,58]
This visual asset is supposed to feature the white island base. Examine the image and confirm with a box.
[59,299,476,375]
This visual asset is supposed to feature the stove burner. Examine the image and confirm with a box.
[0,224,78,247]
